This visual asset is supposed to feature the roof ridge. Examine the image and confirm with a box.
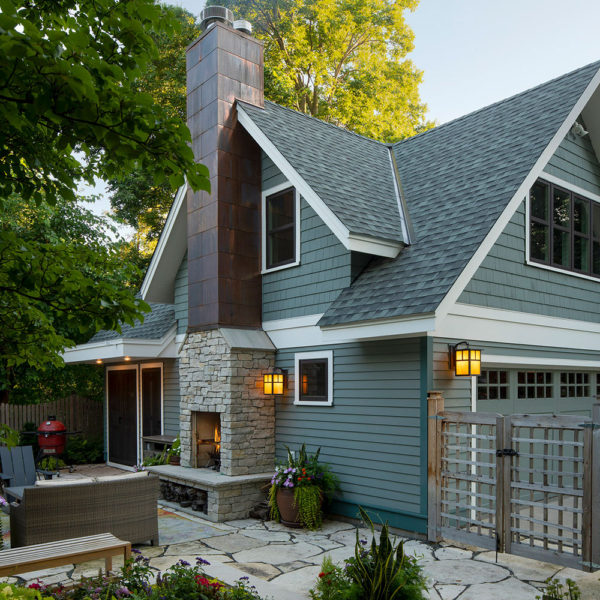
[239,99,388,148]
[393,58,600,148]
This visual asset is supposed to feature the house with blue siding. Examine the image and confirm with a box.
[64,11,600,530]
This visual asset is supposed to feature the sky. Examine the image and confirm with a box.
[88,0,600,219]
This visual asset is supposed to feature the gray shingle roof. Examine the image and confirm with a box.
[89,303,175,343]
[318,60,600,326]
[238,100,403,243]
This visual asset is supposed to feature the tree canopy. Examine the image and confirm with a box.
[219,0,431,141]
[0,0,209,370]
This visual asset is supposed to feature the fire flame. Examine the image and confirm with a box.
[214,424,221,453]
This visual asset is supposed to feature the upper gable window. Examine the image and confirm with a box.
[529,179,600,277]
[262,184,299,272]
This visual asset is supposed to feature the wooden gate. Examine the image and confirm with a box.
[427,392,600,571]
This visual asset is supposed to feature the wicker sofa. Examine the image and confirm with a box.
[9,473,159,548]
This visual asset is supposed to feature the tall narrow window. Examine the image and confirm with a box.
[266,187,296,269]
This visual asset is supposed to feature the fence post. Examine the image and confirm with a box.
[427,391,444,543]
[589,404,600,571]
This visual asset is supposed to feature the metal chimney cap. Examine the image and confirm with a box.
[199,6,234,31]
[233,19,252,35]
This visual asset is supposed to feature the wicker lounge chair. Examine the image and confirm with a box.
[9,473,159,547]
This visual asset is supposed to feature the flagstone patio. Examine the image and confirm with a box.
[2,503,599,599]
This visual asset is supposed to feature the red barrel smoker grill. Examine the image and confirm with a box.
[37,416,67,456]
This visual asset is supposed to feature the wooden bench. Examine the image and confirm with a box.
[0,533,131,578]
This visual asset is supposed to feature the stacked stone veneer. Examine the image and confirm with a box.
[179,329,275,476]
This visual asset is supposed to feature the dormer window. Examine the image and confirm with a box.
[529,178,600,278]
[262,183,300,273]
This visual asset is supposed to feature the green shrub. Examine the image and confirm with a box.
[310,508,428,600]
[537,577,581,600]
[64,436,104,464]
[310,557,362,600]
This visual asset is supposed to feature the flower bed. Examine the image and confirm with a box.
[2,552,266,600]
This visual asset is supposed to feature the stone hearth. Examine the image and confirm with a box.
[147,465,271,522]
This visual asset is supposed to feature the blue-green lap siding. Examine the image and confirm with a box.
[545,130,600,196]
[459,130,600,320]
[458,201,600,322]
[163,359,181,437]
[174,253,188,335]
[274,338,427,533]
[262,155,353,321]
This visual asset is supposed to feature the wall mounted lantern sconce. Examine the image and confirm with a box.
[263,368,287,395]
[448,341,481,376]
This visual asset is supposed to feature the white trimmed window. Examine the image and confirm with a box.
[262,183,300,273]
[294,350,333,406]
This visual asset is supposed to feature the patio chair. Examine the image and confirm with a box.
[0,446,56,502]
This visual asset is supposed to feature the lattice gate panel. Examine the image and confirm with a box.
[439,413,500,550]
[506,415,588,569]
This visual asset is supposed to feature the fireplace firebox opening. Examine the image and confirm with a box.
[192,411,221,470]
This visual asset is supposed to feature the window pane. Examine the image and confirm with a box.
[531,182,549,220]
[593,203,600,240]
[267,191,294,229]
[593,241,600,275]
[553,188,571,227]
[574,197,589,234]
[574,235,589,271]
[553,229,571,267]
[299,359,327,401]
[268,228,294,267]
[530,223,548,261]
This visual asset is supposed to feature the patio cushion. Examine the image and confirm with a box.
[35,477,95,487]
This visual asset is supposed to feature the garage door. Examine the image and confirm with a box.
[477,369,597,416]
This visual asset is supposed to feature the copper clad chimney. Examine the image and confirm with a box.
[186,8,264,331]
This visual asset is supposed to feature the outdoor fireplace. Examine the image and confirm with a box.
[192,412,221,469]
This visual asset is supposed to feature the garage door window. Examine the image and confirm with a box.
[477,370,509,400]
[560,372,589,397]
[517,371,552,399]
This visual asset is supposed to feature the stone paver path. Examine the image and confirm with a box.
[3,505,599,599]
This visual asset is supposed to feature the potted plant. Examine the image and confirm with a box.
[168,437,181,465]
[268,444,339,530]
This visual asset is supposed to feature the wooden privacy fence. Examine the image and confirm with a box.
[427,391,600,571]
[0,395,103,439]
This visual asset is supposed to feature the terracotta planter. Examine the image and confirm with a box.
[276,488,302,528]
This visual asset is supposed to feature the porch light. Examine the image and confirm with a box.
[448,341,481,376]
[263,368,287,395]
[124,356,131,361]
[95,359,103,365]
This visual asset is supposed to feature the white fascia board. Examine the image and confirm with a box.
[435,65,600,321]
[482,354,600,369]
[346,233,402,258]
[263,313,434,348]
[140,185,187,303]
[62,326,178,363]
[435,303,600,352]
[236,104,402,259]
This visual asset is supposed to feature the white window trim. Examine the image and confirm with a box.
[261,182,301,274]
[294,350,333,406]
[526,172,600,282]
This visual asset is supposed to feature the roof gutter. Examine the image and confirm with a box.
[387,145,415,244]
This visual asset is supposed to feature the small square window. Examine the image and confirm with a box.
[294,351,333,406]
